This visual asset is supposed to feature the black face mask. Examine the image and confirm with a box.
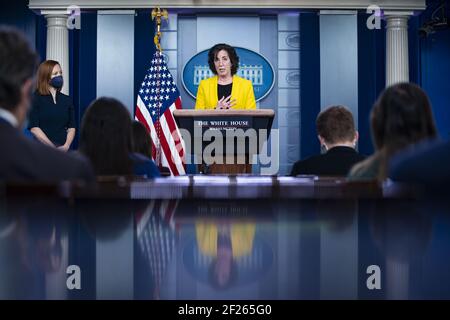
[49,75,63,89]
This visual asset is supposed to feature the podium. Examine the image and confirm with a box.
[174,109,275,174]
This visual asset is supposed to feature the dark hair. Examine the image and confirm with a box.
[36,60,61,95]
[371,82,437,178]
[79,97,133,175]
[208,257,238,290]
[208,43,239,75]
[0,26,38,111]
[132,121,152,159]
[316,105,356,144]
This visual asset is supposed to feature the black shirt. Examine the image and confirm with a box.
[218,83,232,101]
[290,146,366,177]
[28,91,75,146]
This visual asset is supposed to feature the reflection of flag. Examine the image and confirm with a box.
[135,51,185,176]
[136,200,179,298]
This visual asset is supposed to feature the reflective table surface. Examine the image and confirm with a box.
[1,196,450,300]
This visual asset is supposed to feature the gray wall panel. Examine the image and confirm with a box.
[197,16,260,52]
[178,16,197,109]
[278,88,300,107]
[320,13,358,127]
[278,51,300,69]
[97,12,135,115]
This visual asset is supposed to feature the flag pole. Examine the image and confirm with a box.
[151,7,168,168]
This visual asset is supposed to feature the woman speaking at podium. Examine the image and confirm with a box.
[195,43,256,110]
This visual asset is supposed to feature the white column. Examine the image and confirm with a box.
[43,12,70,95]
[385,12,412,87]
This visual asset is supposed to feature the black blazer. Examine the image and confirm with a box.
[0,119,94,183]
[290,146,366,177]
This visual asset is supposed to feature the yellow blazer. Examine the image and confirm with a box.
[195,222,256,258]
[195,75,256,110]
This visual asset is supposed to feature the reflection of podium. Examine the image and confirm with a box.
[174,110,275,174]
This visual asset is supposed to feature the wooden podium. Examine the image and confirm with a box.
[174,109,275,174]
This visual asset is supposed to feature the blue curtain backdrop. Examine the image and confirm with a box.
[300,11,321,160]
[134,10,157,120]
[420,0,450,139]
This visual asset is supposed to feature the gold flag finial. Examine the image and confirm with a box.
[151,7,168,52]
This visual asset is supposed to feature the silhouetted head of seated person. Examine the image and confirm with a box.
[349,83,437,183]
[132,120,169,176]
[79,97,160,179]
[291,105,365,177]
[0,26,93,183]
[0,28,36,129]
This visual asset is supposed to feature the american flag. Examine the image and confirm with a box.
[135,51,185,176]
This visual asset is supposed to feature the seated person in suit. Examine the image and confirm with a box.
[349,83,437,182]
[389,138,450,186]
[291,105,365,176]
[79,97,160,178]
[195,43,256,110]
[0,27,93,183]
